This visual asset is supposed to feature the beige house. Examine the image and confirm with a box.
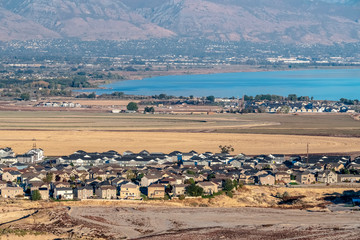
[258,174,275,185]
[172,184,187,196]
[141,174,162,187]
[74,186,93,200]
[119,182,140,199]
[2,171,21,182]
[338,174,360,183]
[147,184,165,198]
[296,172,316,184]
[197,182,218,195]
[29,182,50,192]
[0,180,7,190]
[95,185,117,199]
[31,188,49,200]
[275,172,291,184]
[317,171,338,183]
[1,187,23,198]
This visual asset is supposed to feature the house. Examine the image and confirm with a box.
[53,187,74,200]
[95,185,117,199]
[172,184,188,196]
[295,171,316,184]
[275,172,291,184]
[0,148,15,158]
[338,174,360,183]
[119,182,141,199]
[141,173,162,187]
[1,187,23,198]
[147,184,165,198]
[74,186,93,200]
[29,182,50,192]
[17,154,35,164]
[258,174,275,185]
[1,171,21,182]
[317,171,338,183]
[0,180,7,190]
[32,188,49,200]
[52,182,71,190]
[197,182,218,195]
[26,148,45,162]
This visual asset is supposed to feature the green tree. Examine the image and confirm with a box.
[20,93,30,101]
[43,173,53,183]
[184,178,195,185]
[159,93,167,99]
[288,94,297,101]
[206,95,215,103]
[186,184,204,196]
[207,173,215,180]
[87,92,96,99]
[144,106,155,113]
[127,102,138,111]
[31,190,42,201]
[223,179,234,192]
[136,173,144,181]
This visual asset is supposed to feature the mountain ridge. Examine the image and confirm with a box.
[0,0,359,44]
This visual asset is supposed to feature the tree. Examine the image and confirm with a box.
[223,179,234,192]
[31,190,41,201]
[144,106,155,113]
[20,93,30,101]
[159,93,167,99]
[207,173,215,181]
[43,173,53,183]
[186,184,203,196]
[206,95,215,103]
[184,178,195,185]
[136,173,144,181]
[127,102,138,111]
[288,94,297,101]
[219,145,234,154]
[87,92,96,99]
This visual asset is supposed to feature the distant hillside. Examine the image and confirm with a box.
[0,0,174,40]
[0,0,359,44]
[0,6,60,41]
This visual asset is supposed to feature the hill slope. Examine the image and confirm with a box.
[0,0,359,44]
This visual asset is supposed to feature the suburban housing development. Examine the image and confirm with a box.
[0,147,359,200]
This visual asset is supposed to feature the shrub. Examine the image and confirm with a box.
[179,194,185,200]
[226,191,233,198]
[31,190,42,201]
[282,191,290,198]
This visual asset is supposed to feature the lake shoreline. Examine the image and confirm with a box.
[78,67,360,100]
[86,64,360,90]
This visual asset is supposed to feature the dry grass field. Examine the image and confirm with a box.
[0,111,359,156]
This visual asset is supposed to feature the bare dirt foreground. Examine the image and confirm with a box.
[1,186,360,240]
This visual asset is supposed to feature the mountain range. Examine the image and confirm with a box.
[0,0,359,44]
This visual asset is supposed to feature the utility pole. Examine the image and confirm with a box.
[32,138,37,149]
[307,142,309,165]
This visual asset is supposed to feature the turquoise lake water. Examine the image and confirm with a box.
[83,69,360,100]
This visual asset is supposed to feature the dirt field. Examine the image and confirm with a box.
[0,111,359,156]
[2,186,360,239]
